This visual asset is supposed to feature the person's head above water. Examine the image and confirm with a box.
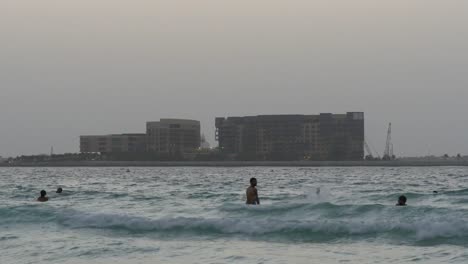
[250,177,257,187]
[397,195,407,206]
[37,190,49,202]
[56,187,63,193]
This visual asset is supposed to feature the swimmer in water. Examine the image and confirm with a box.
[396,195,407,206]
[37,190,49,202]
[246,177,260,205]
[56,187,63,193]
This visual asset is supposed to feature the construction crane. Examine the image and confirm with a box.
[382,123,394,160]
[364,140,380,160]
[364,141,374,160]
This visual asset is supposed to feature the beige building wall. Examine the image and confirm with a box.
[146,119,201,154]
[80,134,146,153]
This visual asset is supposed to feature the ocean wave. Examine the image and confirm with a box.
[443,188,468,196]
[2,204,467,245]
[0,235,19,241]
[0,204,57,223]
[58,211,468,244]
[219,202,387,217]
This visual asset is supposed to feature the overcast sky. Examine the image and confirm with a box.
[1,0,467,157]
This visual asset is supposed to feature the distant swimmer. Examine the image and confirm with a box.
[56,187,63,193]
[246,177,260,205]
[37,190,49,202]
[396,195,407,206]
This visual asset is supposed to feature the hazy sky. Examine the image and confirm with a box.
[1,0,467,157]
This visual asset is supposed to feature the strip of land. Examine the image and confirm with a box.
[1,160,468,167]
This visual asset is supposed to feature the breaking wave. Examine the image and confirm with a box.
[2,203,468,245]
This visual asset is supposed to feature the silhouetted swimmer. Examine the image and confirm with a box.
[246,178,260,205]
[396,195,407,206]
[56,187,63,193]
[37,190,49,202]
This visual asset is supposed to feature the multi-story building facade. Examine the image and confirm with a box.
[80,119,201,156]
[146,119,201,154]
[215,112,364,160]
[80,134,146,153]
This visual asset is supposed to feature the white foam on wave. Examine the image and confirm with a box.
[408,219,468,240]
[57,209,468,241]
[304,186,333,204]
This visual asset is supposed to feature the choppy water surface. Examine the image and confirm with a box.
[1,167,468,264]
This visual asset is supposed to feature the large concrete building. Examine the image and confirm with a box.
[80,119,201,155]
[215,112,364,160]
[80,134,146,153]
[146,119,201,154]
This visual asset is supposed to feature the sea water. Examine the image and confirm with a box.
[1,167,468,264]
